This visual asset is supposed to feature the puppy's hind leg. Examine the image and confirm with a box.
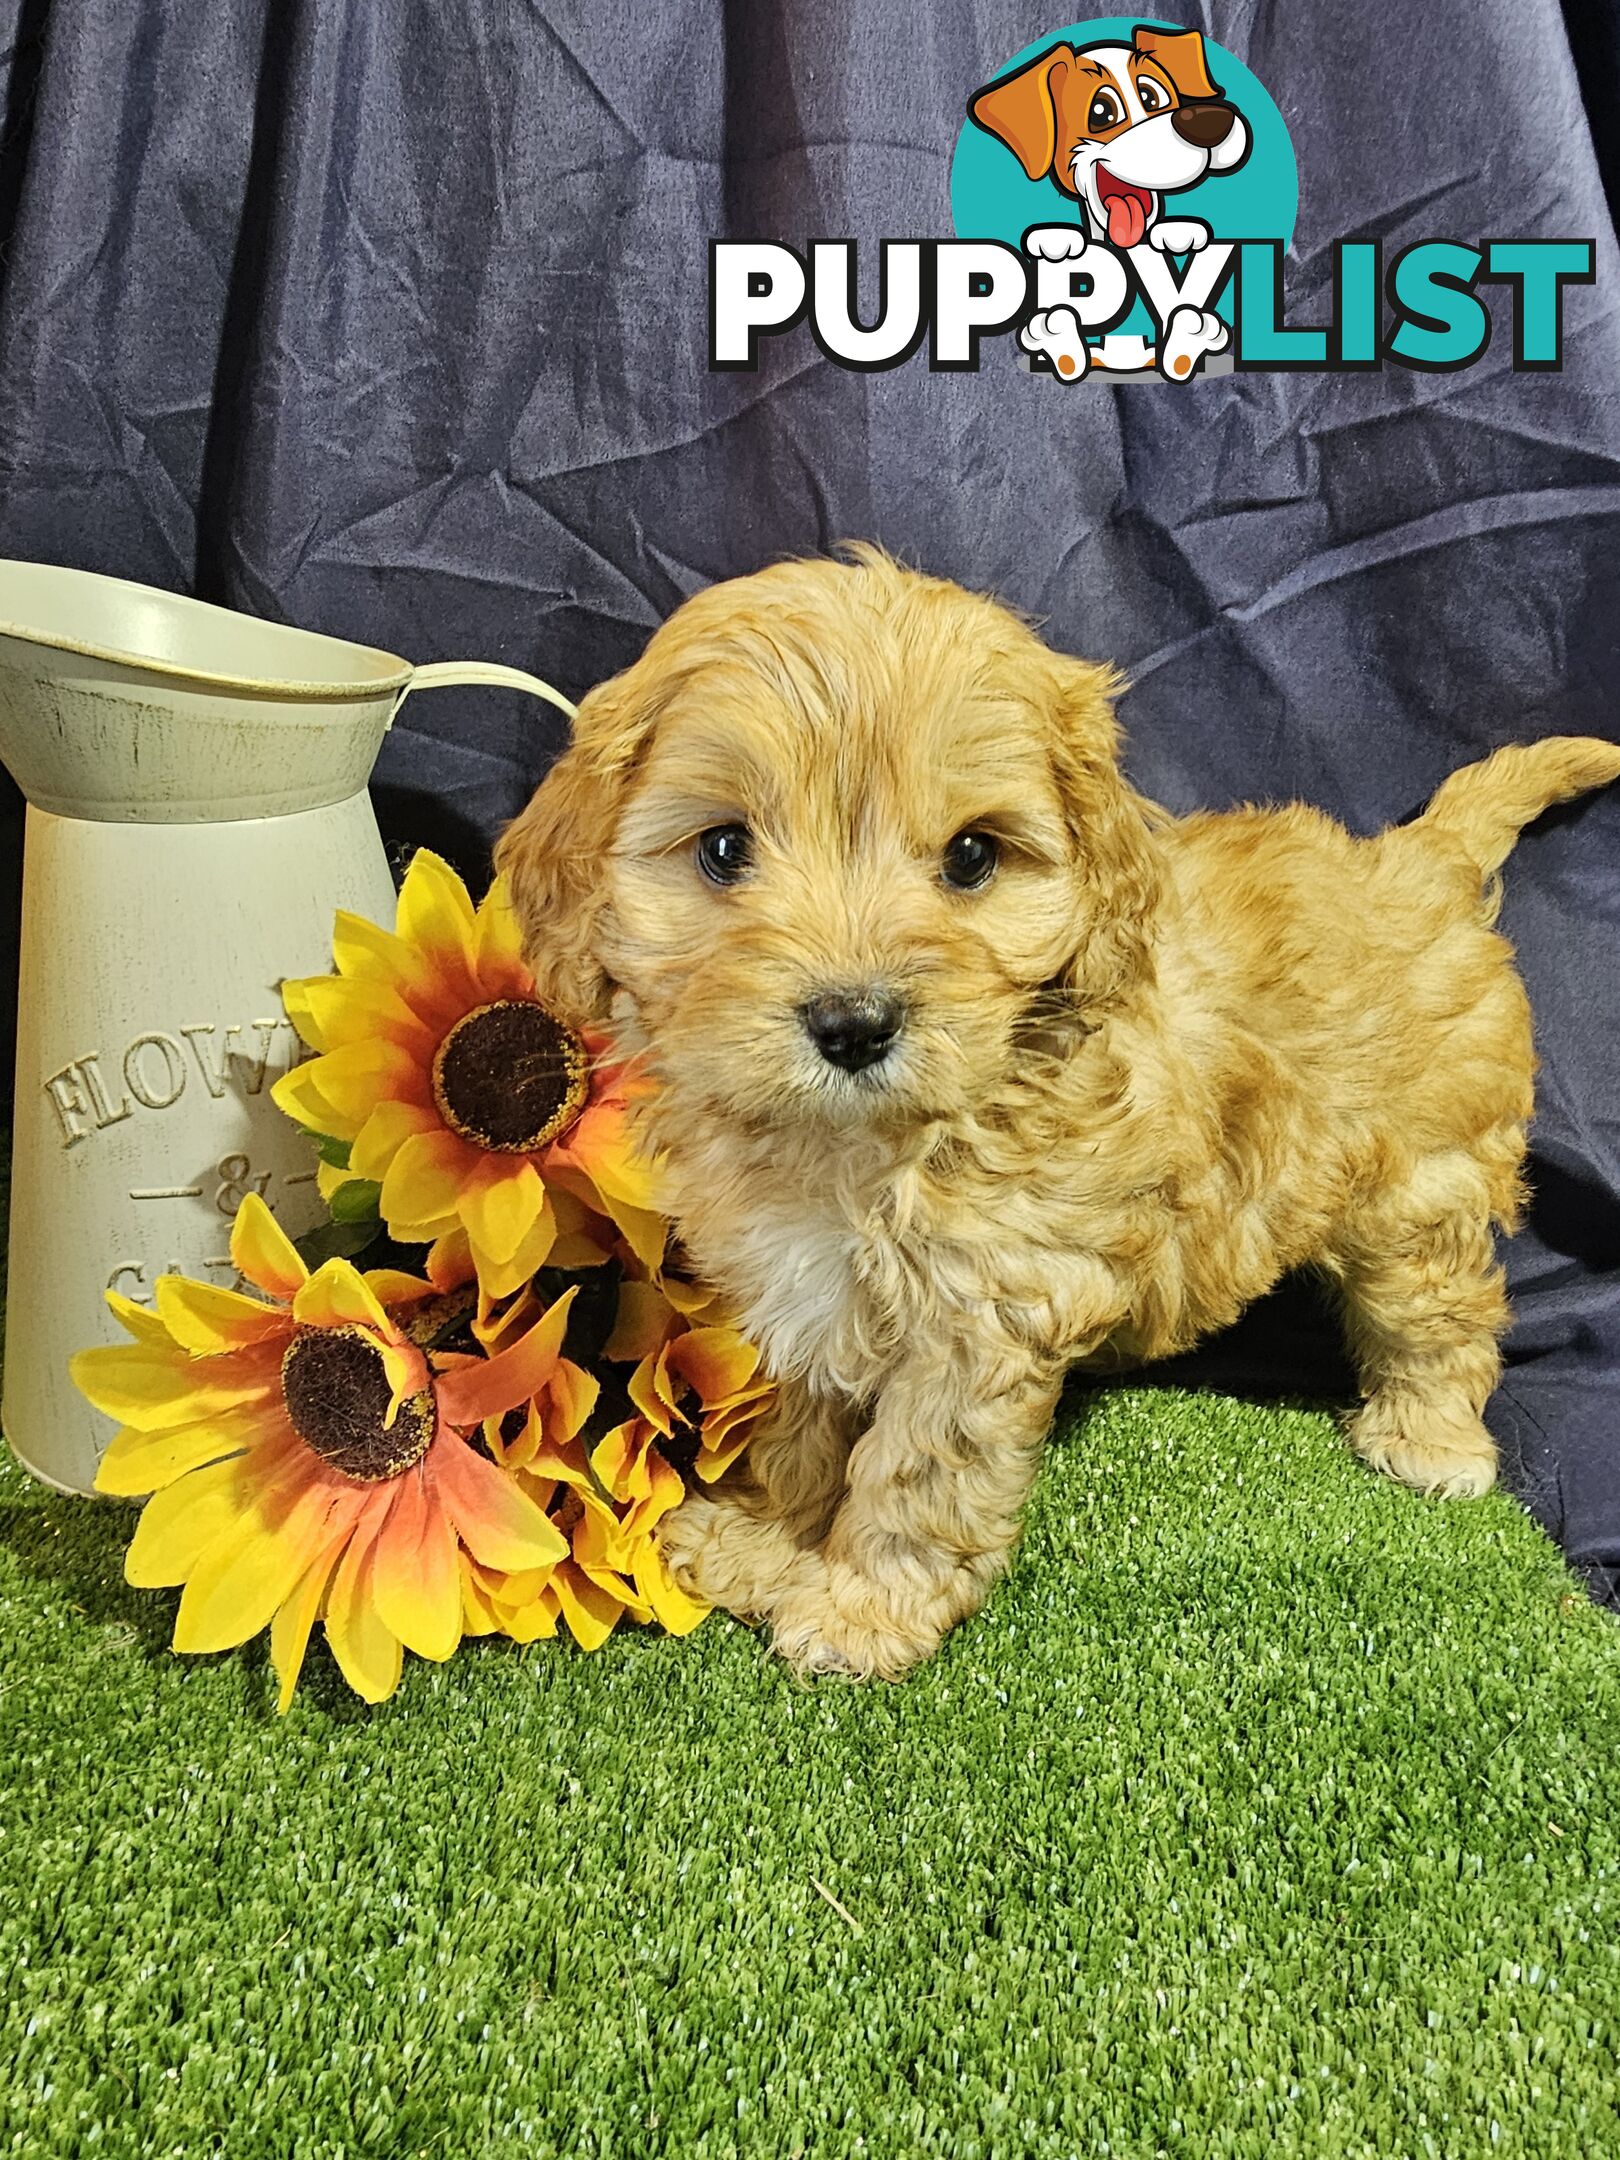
[1331,1156,1517,1499]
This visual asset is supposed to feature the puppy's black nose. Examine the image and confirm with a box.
[801,989,903,1073]
[1172,101,1236,149]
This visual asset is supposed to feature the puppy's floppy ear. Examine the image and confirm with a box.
[493,671,651,1025]
[1133,26,1220,103]
[968,44,1075,182]
[1044,657,1163,1021]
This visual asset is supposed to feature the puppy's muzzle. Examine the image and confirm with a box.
[1171,102,1237,149]
[801,988,904,1074]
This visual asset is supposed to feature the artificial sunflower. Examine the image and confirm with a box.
[478,1357,712,1651]
[271,849,665,1300]
[71,1194,575,1709]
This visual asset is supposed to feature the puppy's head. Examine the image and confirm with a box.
[969,27,1249,247]
[497,550,1160,1136]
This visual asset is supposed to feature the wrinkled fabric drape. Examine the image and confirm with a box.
[2,2,1617,1597]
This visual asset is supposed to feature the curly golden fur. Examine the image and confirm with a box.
[497,548,1620,1681]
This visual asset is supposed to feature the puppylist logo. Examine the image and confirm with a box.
[710,18,1594,382]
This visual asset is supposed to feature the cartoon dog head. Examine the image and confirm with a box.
[969,26,1249,248]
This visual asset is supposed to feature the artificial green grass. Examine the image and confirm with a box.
[2,1156,1619,2153]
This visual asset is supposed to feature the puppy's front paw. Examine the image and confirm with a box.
[1347,1398,1498,1499]
[1149,217,1210,254]
[768,1574,944,1683]
[655,1489,820,1620]
[1024,224,1089,262]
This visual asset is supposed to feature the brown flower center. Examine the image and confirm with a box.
[431,999,588,1154]
[281,1326,434,1483]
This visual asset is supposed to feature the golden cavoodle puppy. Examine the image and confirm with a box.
[497,547,1620,1681]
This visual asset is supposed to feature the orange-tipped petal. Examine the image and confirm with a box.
[370,1468,463,1662]
[433,1289,576,1427]
[426,1225,475,1294]
[230,1193,308,1300]
[432,1434,569,1572]
[671,1327,764,1405]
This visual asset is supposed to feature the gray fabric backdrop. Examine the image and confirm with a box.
[2,1,1618,1594]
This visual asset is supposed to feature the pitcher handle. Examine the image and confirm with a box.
[388,659,578,726]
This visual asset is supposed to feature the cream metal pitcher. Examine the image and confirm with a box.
[0,559,573,1495]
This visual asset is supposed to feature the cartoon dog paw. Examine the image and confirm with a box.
[1159,305,1228,380]
[1019,306,1090,380]
[1148,218,1211,255]
[1023,224,1088,262]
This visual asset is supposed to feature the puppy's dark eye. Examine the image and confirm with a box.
[941,830,999,891]
[1087,88,1123,131]
[696,823,753,885]
[1137,77,1167,113]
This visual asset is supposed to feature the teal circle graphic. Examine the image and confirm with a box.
[950,18,1297,341]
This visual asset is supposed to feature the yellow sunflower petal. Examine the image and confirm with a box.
[671,1327,764,1405]
[379,1128,475,1234]
[461,1159,546,1270]
[272,1040,429,1138]
[230,1192,308,1299]
[172,1468,361,1655]
[279,974,332,1053]
[291,1257,395,1337]
[105,1290,175,1347]
[285,973,435,1057]
[154,1276,288,1358]
[331,908,437,993]
[94,1404,270,1497]
[323,1515,405,1704]
[545,1359,599,1445]
[72,1338,277,1433]
[460,1559,505,1637]
[471,877,536,1003]
[369,1469,463,1663]
[469,1187,559,1301]
[551,1560,627,1652]
[697,1424,761,1482]
[350,1099,443,1184]
[605,1280,681,1364]
[124,1451,263,1587]
[396,848,479,965]
[270,1532,350,1711]
[634,1541,711,1635]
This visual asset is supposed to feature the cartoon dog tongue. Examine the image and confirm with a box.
[1104,187,1148,249]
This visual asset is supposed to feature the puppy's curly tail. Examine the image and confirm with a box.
[1420,735,1620,875]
